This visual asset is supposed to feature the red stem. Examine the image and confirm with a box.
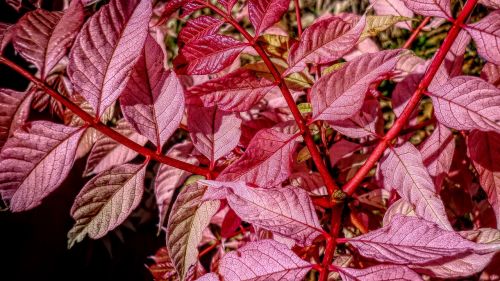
[403,16,431,49]
[318,204,343,281]
[294,0,303,37]
[199,0,340,195]
[342,0,478,195]
[0,56,211,178]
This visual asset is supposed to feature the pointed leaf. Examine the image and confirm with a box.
[311,50,403,122]
[178,16,224,45]
[218,0,237,12]
[481,62,500,88]
[167,182,220,281]
[0,89,32,149]
[401,0,451,19]
[379,142,452,229]
[186,69,276,112]
[120,35,184,148]
[330,139,362,167]
[68,0,152,117]
[0,121,84,211]
[248,0,290,36]
[219,240,312,281]
[217,128,299,187]
[429,76,500,132]
[68,163,146,247]
[339,265,423,281]
[187,106,241,164]
[361,15,412,39]
[329,97,379,138]
[370,0,414,30]
[465,11,500,65]
[201,181,323,246]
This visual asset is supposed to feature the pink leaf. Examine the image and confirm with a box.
[201,181,323,246]
[12,1,84,79]
[155,141,198,230]
[68,163,147,247]
[418,123,455,191]
[392,73,421,118]
[0,23,14,52]
[467,130,500,228]
[339,264,423,281]
[219,239,312,280]
[329,97,380,138]
[175,35,247,75]
[286,16,366,75]
[186,69,276,112]
[479,0,500,9]
[84,120,148,176]
[289,172,327,195]
[195,273,220,281]
[0,121,84,211]
[178,16,224,45]
[120,35,184,148]
[0,89,32,149]
[401,0,451,19]
[218,0,237,12]
[167,182,220,280]
[481,62,500,88]
[311,50,403,122]
[217,128,299,187]
[68,0,152,117]
[329,139,362,167]
[465,10,500,65]
[429,76,500,132]
[248,0,290,36]
[370,0,414,30]
[346,215,477,265]
[379,142,452,229]
[187,106,241,165]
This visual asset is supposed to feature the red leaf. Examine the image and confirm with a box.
[201,181,323,246]
[218,0,237,12]
[379,142,452,229]
[465,10,500,65]
[311,49,403,122]
[339,264,423,281]
[248,0,290,36]
[286,15,365,75]
[0,121,84,211]
[68,163,147,247]
[481,62,500,87]
[68,0,152,117]
[401,0,451,19]
[329,139,362,167]
[329,97,380,138]
[218,240,312,280]
[12,1,84,79]
[120,35,184,148]
[147,247,177,281]
[429,76,500,132]
[187,106,241,165]
[175,35,247,75]
[186,69,276,112]
[217,128,299,187]
[0,89,32,149]
[0,23,14,52]
[178,16,224,45]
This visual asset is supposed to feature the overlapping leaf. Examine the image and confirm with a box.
[465,11,500,65]
[0,89,31,149]
[370,0,414,29]
[68,163,147,247]
[401,0,451,18]
[68,0,152,117]
[339,265,423,281]
[481,62,500,87]
[248,0,290,36]
[329,97,379,138]
[178,16,224,45]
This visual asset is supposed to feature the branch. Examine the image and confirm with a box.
[294,0,303,38]
[0,55,212,178]
[403,16,431,49]
[342,0,478,195]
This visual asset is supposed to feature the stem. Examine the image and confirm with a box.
[294,0,303,37]
[0,56,211,178]
[318,204,343,281]
[403,16,431,49]
[199,0,340,195]
[342,0,478,195]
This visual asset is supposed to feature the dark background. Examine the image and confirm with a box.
[0,1,164,280]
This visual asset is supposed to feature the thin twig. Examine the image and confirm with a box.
[403,16,431,49]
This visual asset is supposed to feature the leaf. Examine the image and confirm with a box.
[187,106,241,165]
[257,34,296,60]
[185,69,276,112]
[369,0,414,30]
[400,0,451,19]
[467,130,500,228]
[218,0,237,12]
[68,163,146,247]
[218,239,312,280]
[0,23,14,51]
[201,181,323,246]
[217,128,299,187]
[248,0,290,36]
[0,121,84,211]
[330,139,362,167]
[286,15,365,75]
[147,247,177,281]
[196,273,220,281]
[481,62,500,88]
[379,142,452,229]
[84,120,148,176]
[0,89,32,149]
[120,35,184,148]
[418,123,455,191]
[383,199,417,226]
[12,1,84,79]
[178,16,224,45]
[155,141,198,230]
[311,50,403,122]
[429,76,500,132]
[361,15,412,39]
[464,10,500,65]
[167,182,220,281]
[338,265,423,281]
[175,35,247,75]
[68,0,152,117]
[329,97,380,138]
[346,215,478,265]
[479,0,500,9]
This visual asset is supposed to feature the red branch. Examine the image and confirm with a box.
[294,0,303,37]
[403,16,431,49]
[0,56,211,178]
[342,0,478,195]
